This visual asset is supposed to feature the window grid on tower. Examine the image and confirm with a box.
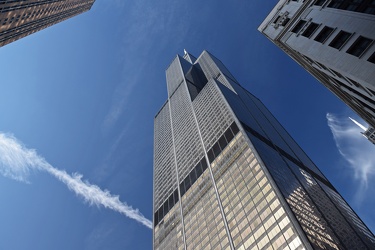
[170,84,204,182]
[0,0,94,46]
[213,132,304,250]
[153,103,177,210]
[193,79,234,151]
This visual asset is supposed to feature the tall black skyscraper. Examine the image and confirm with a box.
[0,0,95,47]
[153,50,375,249]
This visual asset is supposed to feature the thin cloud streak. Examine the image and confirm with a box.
[101,0,189,133]
[0,133,152,229]
[94,122,133,182]
[326,113,375,203]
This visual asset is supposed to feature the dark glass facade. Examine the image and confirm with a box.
[0,0,95,47]
[153,50,375,249]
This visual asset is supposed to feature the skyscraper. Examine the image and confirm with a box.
[258,0,375,130]
[153,50,375,249]
[0,0,95,47]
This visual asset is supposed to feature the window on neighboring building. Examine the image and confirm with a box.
[346,0,365,11]
[291,20,306,33]
[347,36,373,57]
[314,0,326,6]
[368,51,375,64]
[302,22,319,38]
[328,0,345,8]
[364,1,375,14]
[281,17,290,26]
[273,16,281,24]
[329,31,352,49]
[314,26,334,43]
[273,16,290,27]
[328,0,375,15]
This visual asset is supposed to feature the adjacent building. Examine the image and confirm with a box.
[363,126,375,144]
[258,0,375,130]
[350,117,375,144]
[153,50,375,249]
[0,0,95,47]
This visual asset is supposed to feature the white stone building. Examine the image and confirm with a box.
[259,0,375,128]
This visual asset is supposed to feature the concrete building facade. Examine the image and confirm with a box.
[259,0,375,129]
[153,50,375,250]
[0,0,95,47]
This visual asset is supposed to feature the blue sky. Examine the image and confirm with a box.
[0,1,374,249]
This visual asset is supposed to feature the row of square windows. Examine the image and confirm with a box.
[0,5,77,26]
[296,33,375,115]
[314,0,375,15]
[292,20,375,63]
[289,0,375,15]
[0,2,80,14]
[0,11,89,44]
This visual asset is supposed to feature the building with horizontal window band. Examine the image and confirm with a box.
[153,50,375,249]
[0,0,95,47]
[259,0,375,132]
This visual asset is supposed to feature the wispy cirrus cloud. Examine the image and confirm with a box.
[326,113,375,202]
[0,132,152,229]
[101,0,189,134]
[101,80,137,134]
[94,122,133,182]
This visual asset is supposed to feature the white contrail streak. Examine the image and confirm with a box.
[349,117,367,131]
[0,133,152,229]
[326,113,375,204]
